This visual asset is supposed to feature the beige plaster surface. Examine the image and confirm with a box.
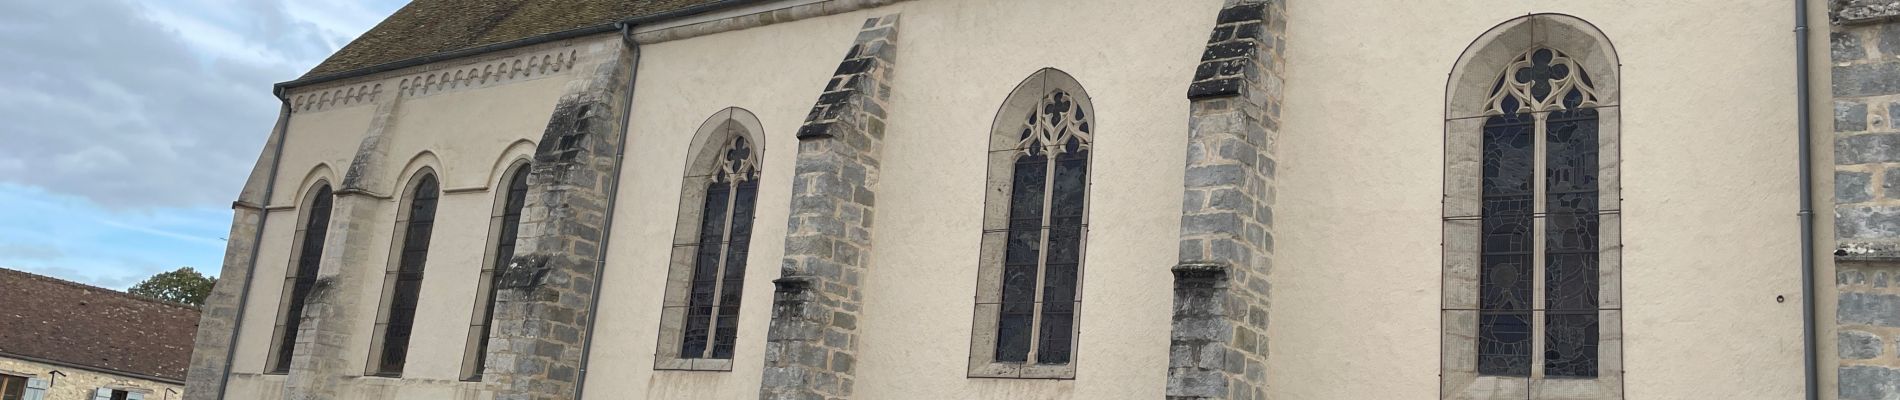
[1271,1,1806,399]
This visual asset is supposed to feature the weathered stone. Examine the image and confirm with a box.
[1839,205,1900,239]
[1841,365,1900,399]
[1837,31,1869,63]
[1838,0,1900,24]
[1843,330,1886,359]
[761,15,898,400]
[1841,292,1900,327]
[1840,133,1900,164]
[1840,101,1870,133]
[1842,170,1876,203]
[1835,62,1900,97]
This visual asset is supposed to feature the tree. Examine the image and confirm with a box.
[129,267,218,306]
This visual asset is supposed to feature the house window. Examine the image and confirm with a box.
[464,163,530,381]
[1442,14,1622,399]
[969,68,1093,379]
[91,388,140,400]
[267,183,332,373]
[0,374,23,400]
[656,107,765,371]
[368,172,440,377]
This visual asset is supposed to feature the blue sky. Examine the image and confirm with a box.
[0,0,408,288]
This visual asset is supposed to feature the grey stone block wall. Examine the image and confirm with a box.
[482,43,638,400]
[1837,3,1900,398]
[759,15,897,400]
[1168,1,1284,400]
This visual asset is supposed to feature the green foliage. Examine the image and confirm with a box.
[128,266,217,306]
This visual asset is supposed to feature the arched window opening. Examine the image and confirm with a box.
[970,69,1094,379]
[655,107,765,371]
[266,183,332,374]
[681,136,759,360]
[1442,14,1621,398]
[369,172,440,377]
[463,163,530,381]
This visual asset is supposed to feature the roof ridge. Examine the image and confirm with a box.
[0,267,204,311]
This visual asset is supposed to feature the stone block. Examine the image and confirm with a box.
[1841,365,1900,400]
[1837,31,1869,63]
[1840,133,1900,165]
[1839,205,1900,239]
[1840,101,1870,132]
[1840,292,1900,326]
[1842,330,1885,359]
[1842,170,1875,203]
[1835,62,1900,97]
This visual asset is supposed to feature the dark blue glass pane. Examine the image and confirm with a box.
[699,184,730,244]
[730,181,759,239]
[1041,262,1078,306]
[712,310,739,359]
[995,311,1032,362]
[682,306,712,358]
[1545,313,1599,378]
[277,185,332,373]
[1005,229,1041,265]
[1010,155,1048,222]
[1477,312,1531,376]
[1047,225,1082,265]
[1052,150,1088,221]
[1547,109,1599,195]
[1036,310,1074,365]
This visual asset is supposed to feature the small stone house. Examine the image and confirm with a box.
[0,268,199,400]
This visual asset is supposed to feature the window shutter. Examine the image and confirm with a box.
[126,392,145,400]
[93,388,113,400]
[21,378,47,400]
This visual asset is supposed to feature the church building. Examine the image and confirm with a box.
[180,0,1897,398]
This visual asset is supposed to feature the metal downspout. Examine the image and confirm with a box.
[572,22,641,400]
[1795,0,1819,399]
[214,90,294,400]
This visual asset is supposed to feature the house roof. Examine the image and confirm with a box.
[302,0,726,79]
[0,268,201,383]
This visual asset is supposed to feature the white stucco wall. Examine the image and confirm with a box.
[1269,1,1806,399]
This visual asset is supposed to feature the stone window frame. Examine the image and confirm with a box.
[1441,14,1624,399]
[366,167,441,378]
[654,107,767,372]
[460,159,531,381]
[967,68,1095,380]
[264,178,334,374]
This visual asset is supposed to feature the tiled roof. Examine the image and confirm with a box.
[0,268,200,382]
[303,0,725,78]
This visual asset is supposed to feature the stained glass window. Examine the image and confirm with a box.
[372,173,439,376]
[269,184,331,374]
[680,136,759,360]
[464,165,529,380]
[994,90,1091,365]
[1473,48,1603,378]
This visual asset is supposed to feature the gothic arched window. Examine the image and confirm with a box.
[1443,15,1622,398]
[969,69,1093,379]
[463,162,529,381]
[266,182,332,374]
[368,171,439,377]
[656,108,765,372]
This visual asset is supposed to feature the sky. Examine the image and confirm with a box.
[0,0,408,289]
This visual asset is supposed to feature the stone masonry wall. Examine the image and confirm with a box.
[759,15,897,400]
[482,41,637,400]
[1835,2,1900,398]
[0,357,183,400]
[1167,1,1286,400]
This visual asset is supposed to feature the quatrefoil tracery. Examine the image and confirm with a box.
[1485,47,1602,115]
[1017,90,1093,156]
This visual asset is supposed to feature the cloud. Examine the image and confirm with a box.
[0,0,404,210]
[0,0,406,287]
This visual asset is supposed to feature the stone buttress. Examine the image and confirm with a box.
[1832,1,1900,397]
[1167,1,1286,400]
[481,42,639,400]
[758,15,898,400]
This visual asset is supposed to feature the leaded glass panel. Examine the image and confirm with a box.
[679,136,759,360]
[376,174,438,376]
[992,89,1090,366]
[272,184,331,373]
